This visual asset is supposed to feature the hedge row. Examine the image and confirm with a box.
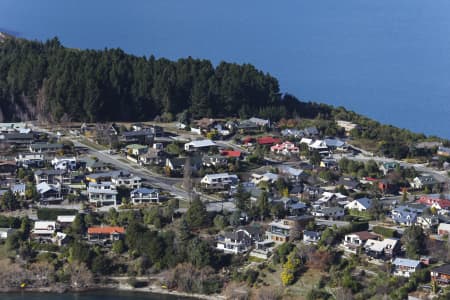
[37,208,78,221]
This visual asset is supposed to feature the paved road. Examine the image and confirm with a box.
[315,218,350,228]
[31,124,236,212]
[72,139,235,212]
[332,152,449,184]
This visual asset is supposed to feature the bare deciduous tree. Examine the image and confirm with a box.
[255,286,282,300]
[223,282,250,300]
[65,262,94,289]
[183,156,193,202]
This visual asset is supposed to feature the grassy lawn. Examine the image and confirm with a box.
[178,200,189,209]
[0,243,10,259]
[348,138,379,153]
[284,269,325,300]
[253,263,325,300]
[77,137,107,151]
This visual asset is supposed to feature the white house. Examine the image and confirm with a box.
[125,144,148,156]
[10,183,26,196]
[36,182,62,203]
[88,182,118,206]
[364,238,399,259]
[342,231,378,253]
[31,221,56,240]
[111,172,142,189]
[309,140,328,151]
[184,139,216,152]
[216,229,253,254]
[201,173,238,190]
[130,187,159,204]
[324,138,346,150]
[438,223,450,236]
[392,258,421,277]
[52,157,77,171]
[345,197,372,212]
[312,206,345,219]
[251,172,279,185]
[316,192,347,205]
[57,215,76,227]
[410,174,437,190]
[278,166,305,183]
[303,230,321,244]
[270,141,299,155]
[416,215,439,230]
[336,120,358,135]
[248,117,270,127]
[15,153,45,168]
[29,143,63,153]
[0,228,15,239]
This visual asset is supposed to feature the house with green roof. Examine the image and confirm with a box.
[379,162,399,175]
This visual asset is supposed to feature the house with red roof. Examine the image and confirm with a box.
[270,141,299,155]
[220,150,242,159]
[257,136,281,146]
[87,226,125,243]
[242,137,255,147]
[417,195,450,212]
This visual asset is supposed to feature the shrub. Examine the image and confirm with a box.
[373,226,398,238]
[37,208,77,220]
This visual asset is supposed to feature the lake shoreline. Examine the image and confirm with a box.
[0,282,224,300]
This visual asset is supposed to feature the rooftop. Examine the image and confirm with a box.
[392,258,421,268]
[185,139,216,148]
[126,144,148,150]
[431,264,450,275]
[257,136,281,145]
[88,226,125,235]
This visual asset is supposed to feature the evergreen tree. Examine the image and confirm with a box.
[1,189,19,211]
[235,184,250,212]
[257,191,270,221]
[401,225,426,259]
[185,197,208,229]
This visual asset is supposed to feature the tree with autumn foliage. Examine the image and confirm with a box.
[281,250,302,286]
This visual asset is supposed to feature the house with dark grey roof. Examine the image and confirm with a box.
[34,169,71,185]
[312,206,345,220]
[202,155,228,168]
[88,182,118,207]
[345,197,372,212]
[304,126,319,137]
[29,143,63,153]
[0,132,34,144]
[10,183,26,196]
[120,129,154,144]
[303,230,321,244]
[165,156,202,175]
[279,166,306,183]
[130,187,159,204]
[237,120,259,133]
[410,174,437,190]
[431,264,450,284]
[216,227,264,254]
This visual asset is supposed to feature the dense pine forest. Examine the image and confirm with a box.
[0,36,331,122]
[1,35,447,159]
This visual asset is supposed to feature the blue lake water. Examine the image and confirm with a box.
[0,291,194,300]
[1,0,449,138]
